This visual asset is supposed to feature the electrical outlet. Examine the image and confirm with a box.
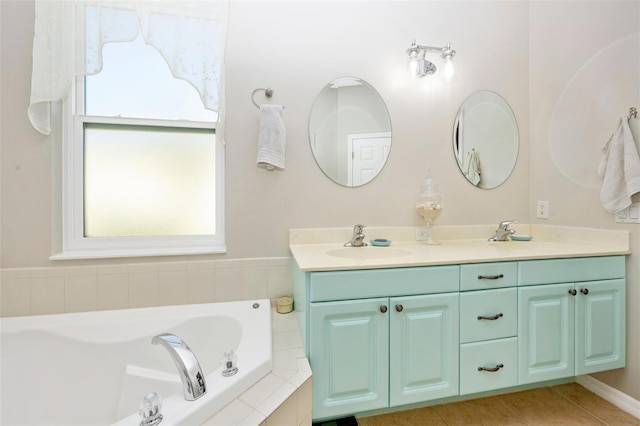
[416,228,428,241]
[537,201,549,219]
[615,202,640,223]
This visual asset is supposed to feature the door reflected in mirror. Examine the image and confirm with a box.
[309,77,392,187]
[453,91,519,189]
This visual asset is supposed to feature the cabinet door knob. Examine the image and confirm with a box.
[477,313,503,321]
[580,288,589,295]
[477,274,504,280]
[478,363,504,372]
[395,304,404,312]
[380,305,388,313]
[568,289,577,296]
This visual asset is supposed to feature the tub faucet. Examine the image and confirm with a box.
[152,333,206,401]
[344,224,368,247]
[488,220,517,242]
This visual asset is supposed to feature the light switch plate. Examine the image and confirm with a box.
[615,202,640,224]
[536,201,549,219]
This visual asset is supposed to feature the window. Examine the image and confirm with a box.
[54,32,225,259]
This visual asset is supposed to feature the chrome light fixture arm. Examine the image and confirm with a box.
[406,39,456,79]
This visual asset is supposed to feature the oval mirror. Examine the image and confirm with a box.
[309,77,392,187]
[453,90,519,189]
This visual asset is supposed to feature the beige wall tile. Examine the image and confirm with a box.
[268,265,292,299]
[0,257,295,316]
[129,272,158,308]
[296,378,312,425]
[1,269,30,279]
[97,273,129,310]
[1,278,30,317]
[158,270,189,306]
[97,264,128,275]
[64,275,97,313]
[157,261,188,272]
[30,267,64,278]
[187,268,216,304]
[64,266,97,276]
[30,277,65,315]
[265,391,297,426]
[187,260,218,270]
[215,267,242,302]
[242,267,269,301]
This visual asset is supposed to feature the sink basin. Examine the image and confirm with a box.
[326,247,412,259]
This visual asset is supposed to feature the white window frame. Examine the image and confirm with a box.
[51,77,225,260]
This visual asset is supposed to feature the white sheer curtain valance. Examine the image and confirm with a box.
[29,0,228,135]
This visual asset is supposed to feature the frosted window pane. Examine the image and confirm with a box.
[84,124,216,237]
[85,36,217,122]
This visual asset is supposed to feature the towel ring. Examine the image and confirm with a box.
[629,107,637,119]
[251,88,273,109]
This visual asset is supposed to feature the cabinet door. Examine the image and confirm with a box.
[576,279,626,375]
[518,283,575,384]
[389,293,459,406]
[310,298,389,420]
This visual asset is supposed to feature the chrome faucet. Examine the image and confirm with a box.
[344,224,368,247]
[488,220,517,242]
[152,333,206,401]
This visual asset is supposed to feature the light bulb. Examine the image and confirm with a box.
[442,55,455,82]
[408,51,420,78]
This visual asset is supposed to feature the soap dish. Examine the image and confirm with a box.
[510,235,533,241]
[370,238,392,247]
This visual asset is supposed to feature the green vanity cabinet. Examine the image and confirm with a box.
[304,266,459,420]
[518,257,626,385]
[293,254,626,422]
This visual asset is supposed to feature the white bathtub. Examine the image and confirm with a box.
[0,300,272,425]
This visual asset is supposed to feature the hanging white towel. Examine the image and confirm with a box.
[257,105,286,170]
[598,115,640,214]
[466,149,482,186]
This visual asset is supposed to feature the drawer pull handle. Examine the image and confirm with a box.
[477,313,503,321]
[580,288,589,295]
[568,289,577,296]
[395,304,404,312]
[478,363,504,372]
[380,305,388,313]
[477,274,504,280]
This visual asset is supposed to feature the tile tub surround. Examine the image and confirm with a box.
[289,225,630,271]
[0,257,293,317]
[203,308,312,426]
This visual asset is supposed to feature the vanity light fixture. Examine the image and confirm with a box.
[406,39,456,81]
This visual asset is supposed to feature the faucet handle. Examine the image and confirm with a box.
[498,220,517,230]
[354,224,366,233]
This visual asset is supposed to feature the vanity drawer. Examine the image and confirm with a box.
[309,266,459,302]
[460,262,518,291]
[460,288,517,343]
[460,337,518,395]
[518,256,625,286]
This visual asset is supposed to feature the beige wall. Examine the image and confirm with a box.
[1,0,638,401]
[529,1,640,400]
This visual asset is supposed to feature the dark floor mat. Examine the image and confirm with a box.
[312,415,358,426]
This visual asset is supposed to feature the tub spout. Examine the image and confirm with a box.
[152,333,206,401]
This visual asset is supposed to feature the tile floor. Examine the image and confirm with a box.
[357,384,639,426]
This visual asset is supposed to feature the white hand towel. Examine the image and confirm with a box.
[257,105,286,170]
[598,115,640,214]
[466,149,481,186]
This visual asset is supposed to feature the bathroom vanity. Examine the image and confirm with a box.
[290,225,629,421]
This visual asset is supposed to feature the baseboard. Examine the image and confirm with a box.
[576,375,640,419]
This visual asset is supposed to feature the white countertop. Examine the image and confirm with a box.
[289,225,630,272]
